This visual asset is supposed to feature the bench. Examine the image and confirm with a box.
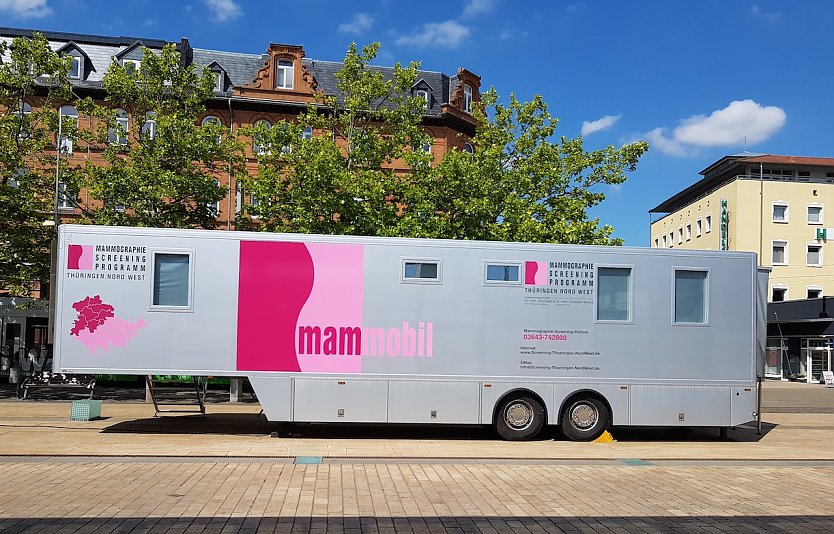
[19,373,97,399]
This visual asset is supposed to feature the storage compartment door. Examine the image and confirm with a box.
[630,385,731,426]
[388,380,480,424]
[293,377,388,423]
[730,385,757,426]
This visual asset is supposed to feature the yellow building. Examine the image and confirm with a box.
[650,154,834,302]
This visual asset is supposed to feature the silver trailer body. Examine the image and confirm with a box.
[53,225,767,438]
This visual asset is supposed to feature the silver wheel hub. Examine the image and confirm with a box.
[504,401,533,430]
[570,402,598,430]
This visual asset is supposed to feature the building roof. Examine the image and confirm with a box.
[651,154,834,214]
[0,26,463,118]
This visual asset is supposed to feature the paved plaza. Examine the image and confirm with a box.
[0,381,832,532]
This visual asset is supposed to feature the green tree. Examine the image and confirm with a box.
[63,44,244,229]
[0,33,74,295]
[239,42,432,235]
[402,89,649,244]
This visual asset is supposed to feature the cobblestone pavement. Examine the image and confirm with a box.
[0,459,833,533]
[0,381,832,532]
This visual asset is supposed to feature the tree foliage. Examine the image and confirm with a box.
[63,44,244,228]
[243,42,648,244]
[403,89,649,244]
[0,33,73,295]
[239,42,432,235]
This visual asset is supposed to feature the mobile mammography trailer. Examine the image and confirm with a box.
[53,224,768,441]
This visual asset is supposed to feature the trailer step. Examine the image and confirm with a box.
[145,376,208,416]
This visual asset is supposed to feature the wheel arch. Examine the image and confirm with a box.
[558,389,613,424]
[492,388,549,425]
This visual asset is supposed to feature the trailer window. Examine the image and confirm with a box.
[152,253,191,308]
[402,260,441,283]
[596,267,632,322]
[674,269,708,324]
[484,262,521,284]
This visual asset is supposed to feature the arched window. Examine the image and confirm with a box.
[142,112,157,139]
[302,126,313,140]
[416,89,429,109]
[464,142,474,154]
[463,84,472,113]
[201,115,223,144]
[275,59,293,89]
[109,108,128,144]
[59,105,78,154]
[253,119,271,155]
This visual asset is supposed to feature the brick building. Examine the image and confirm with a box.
[0,26,482,229]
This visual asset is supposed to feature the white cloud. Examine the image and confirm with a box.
[0,0,51,18]
[396,20,470,48]
[339,13,374,35]
[749,5,781,21]
[462,0,494,18]
[203,0,241,22]
[645,100,786,156]
[581,114,621,136]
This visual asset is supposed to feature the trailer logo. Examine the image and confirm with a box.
[525,261,548,285]
[69,295,146,354]
[67,245,93,270]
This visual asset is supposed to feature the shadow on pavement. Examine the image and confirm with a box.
[1,514,830,532]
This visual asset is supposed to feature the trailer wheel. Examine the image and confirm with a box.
[495,396,544,441]
[561,397,609,442]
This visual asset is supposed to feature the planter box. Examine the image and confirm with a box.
[70,399,102,421]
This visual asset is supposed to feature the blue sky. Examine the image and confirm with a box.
[3,0,833,246]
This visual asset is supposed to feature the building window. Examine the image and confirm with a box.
[201,116,222,144]
[797,170,811,181]
[214,71,224,92]
[772,286,787,302]
[69,56,82,80]
[772,241,787,265]
[416,89,429,109]
[463,142,474,154]
[58,105,78,154]
[808,204,823,225]
[674,269,708,325]
[596,267,632,322]
[807,286,823,299]
[402,259,441,283]
[668,232,674,248]
[212,179,221,215]
[141,112,157,139]
[807,243,822,267]
[686,223,692,241]
[108,109,128,145]
[302,126,313,140]
[696,218,702,237]
[661,234,667,248]
[677,227,683,244]
[463,84,472,113]
[152,252,192,308]
[122,59,141,75]
[275,60,293,89]
[57,182,72,209]
[705,213,712,233]
[253,119,271,155]
[772,202,789,223]
[654,237,659,248]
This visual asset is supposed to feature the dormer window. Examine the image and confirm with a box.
[463,84,472,113]
[275,60,293,89]
[69,56,82,80]
[416,89,429,109]
[122,59,141,75]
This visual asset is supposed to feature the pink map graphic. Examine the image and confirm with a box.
[70,295,145,354]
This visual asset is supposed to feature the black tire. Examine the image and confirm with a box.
[495,396,545,441]
[560,397,609,441]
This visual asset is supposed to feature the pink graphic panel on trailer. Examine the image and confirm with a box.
[296,243,364,373]
[237,241,314,372]
[525,261,548,285]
